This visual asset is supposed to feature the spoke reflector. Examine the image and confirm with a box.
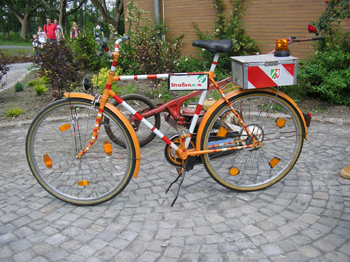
[217,126,228,137]
[269,157,280,168]
[230,167,239,176]
[276,118,285,128]
[59,123,71,132]
[103,141,113,156]
[43,154,52,169]
[77,180,89,186]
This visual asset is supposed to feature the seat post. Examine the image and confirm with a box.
[210,53,220,72]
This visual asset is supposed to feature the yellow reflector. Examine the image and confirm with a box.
[217,126,228,137]
[230,167,239,176]
[77,180,89,186]
[276,118,286,128]
[269,157,280,168]
[43,154,52,169]
[275,39,289,52]
[59,123,71,132]
[103,141,113,156]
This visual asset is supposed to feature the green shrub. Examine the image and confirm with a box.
[70,23,101,72]
[34,41,82,98]
[91,67,123,94]
[297,45,350,105]
[118,0,184,75]
[34,83,48,95]
[293,0,350,104]
[6,107,25,118]
[27,80,40,87]
[0,49,10,89]
[14,81,24,92]
[37,71,51,84]
[191,0,259,77]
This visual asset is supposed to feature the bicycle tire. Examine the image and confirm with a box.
[26,98,137,205]
[200,90,304,191]
[106,94,161,147]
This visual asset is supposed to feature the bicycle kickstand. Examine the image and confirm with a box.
[165,168,183,194]
[166,156,197,207]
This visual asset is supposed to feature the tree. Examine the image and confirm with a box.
[39,0,87,30]
[90,0,123,39]
[1,0,43,39]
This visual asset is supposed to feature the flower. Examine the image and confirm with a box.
[325,1,328,3]
[308,25,318,34]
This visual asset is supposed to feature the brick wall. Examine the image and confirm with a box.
[125,0,350,59]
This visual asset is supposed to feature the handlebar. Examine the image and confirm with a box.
[289,35,325,43]
[97,35,130,58]
[118,35,130,43]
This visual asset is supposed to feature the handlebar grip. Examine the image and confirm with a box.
[121,35,130,42]
[312,36,325,41]
[101,37,109,49]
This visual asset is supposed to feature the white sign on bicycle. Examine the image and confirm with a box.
[169,73,209,91]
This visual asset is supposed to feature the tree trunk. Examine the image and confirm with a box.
[18,14,29,40]
[90,0,123,38]
[59,0,67,31]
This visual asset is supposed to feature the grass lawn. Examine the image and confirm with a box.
[0,39,32,47]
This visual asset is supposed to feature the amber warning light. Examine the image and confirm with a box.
[274,39,290,57]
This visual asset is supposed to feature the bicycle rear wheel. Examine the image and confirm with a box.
[26,98,137,205]
[107,94,161,147]
[200,90,304,191]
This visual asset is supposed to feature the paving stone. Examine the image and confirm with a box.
[0,122,350,261]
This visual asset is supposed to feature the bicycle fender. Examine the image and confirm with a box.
[64,93,141,178]
[196,88,308,150]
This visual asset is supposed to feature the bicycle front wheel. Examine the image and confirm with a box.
[200,90,304,191]
[26,98,137,205]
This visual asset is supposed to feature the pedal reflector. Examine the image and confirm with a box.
[217,126,228,137]
[103,141,113,156]
[43,154,52,169]
[276,118,285,128]
[59,123,71,132]
[77,180,89,186]
[269,157,280,168]
[230,167,239,176]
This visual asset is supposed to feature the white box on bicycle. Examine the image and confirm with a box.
[230,54,298,89]
[168,73,209,91]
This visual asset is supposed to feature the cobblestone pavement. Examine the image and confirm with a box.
[0,120,350,262]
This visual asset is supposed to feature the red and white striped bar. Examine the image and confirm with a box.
[104,46,112,58]
[115,74,169,81]
[210,53,220,72]
[113,94,179,152]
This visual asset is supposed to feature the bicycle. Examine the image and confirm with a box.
[102,36,324,148]
[26,35,323,206]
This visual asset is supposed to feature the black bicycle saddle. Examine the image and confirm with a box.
[192,40,233,53]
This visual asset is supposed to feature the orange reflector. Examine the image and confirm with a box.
[269,157,280,168]
[230,167,239,176]
[59,123,71,132]
[275,39,289,52]
[276,118,286,128]
[217,126,228,137]
[43,154,52,169]
[77,180,89,186]
[103,141,113,156]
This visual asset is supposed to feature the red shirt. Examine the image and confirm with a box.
[44,23,58,39]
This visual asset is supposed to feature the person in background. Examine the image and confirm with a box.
[54,19,65,41]
[70,22,80,42]
[94,21,104,43]
[32,34,40,57]
[44,18,58,44]
[37,26,46,48]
